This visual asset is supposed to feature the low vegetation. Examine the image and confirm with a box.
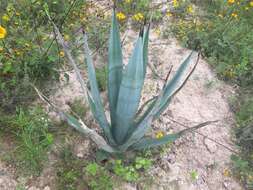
[0,107,53,175]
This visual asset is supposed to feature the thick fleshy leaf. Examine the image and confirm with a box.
[135,97,157,126]
[83,34,115,145]
[143,25,150,76]
[131,134,179,150]
[63,112,116,153]
[120,52,198,150]
[131,120,216,150]
[155,52,196,117]
[86,92,115,145]
[114,37,144,144]
[108,10,123,128]
[118,108,155,151]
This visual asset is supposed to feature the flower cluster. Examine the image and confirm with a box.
[132,13,144,21]
[156,131,164,139]
[116,12,126,21]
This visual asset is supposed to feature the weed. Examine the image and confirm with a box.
[111,156,152,182]
[68,99,89,119]
[55,147,113,190]
[56,147,86,190]
[95,66,108,91]
[190,170,199,181]
[0,107,53,175]
[85,162,113,190]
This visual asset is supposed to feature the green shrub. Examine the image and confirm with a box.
[0,0,110,109]
[169,0,253,85]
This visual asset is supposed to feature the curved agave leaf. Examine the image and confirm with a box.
[131,134,179,150]
[154,52,197,117]
[134,96,157,126]
[108,10,123,128]
[143,24,150,76]
[83,34,115,145]
[114,37,144,144]
[63,112,116,153]
[118,108,155,151]
[120,52,198,150]
[131,120,216,150]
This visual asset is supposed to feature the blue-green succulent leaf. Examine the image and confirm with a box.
[143,25,150,76]
[131,134,179,150]
[114,37,144,144]
[118,109,154,151]
[83,34,115,145]
[108,10,123,128]
[131,120,215,150]
[155,52,196,117]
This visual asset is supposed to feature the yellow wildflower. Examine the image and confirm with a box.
[59,51,65,57]
[64,34,70,41]
[231,12,238,18]
[156,131,164,139]
[227,0,235,4]
[16,51,21,56]
[250,1,253,7]
[125,0,132,3]
[133,13,144,21]
[16,12,20,16]
[245,7,249,10]
[173,0,179,8]
[187,5,194,14]
[116,12,126,21]
[223,169,231,177]
[2,14,10,22]
[0,47,3,52]
[0,26,7,39]
[166,11,172,17]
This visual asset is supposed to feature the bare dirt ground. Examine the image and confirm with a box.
[0,19,243,190]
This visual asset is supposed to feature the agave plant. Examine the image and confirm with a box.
[40,9,214,154]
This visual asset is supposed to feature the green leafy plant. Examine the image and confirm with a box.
[231,155,253,189]
[112,159,139,182]
[56,148,86,190]
[85,162,113,190]
[38,8,215,154]
[190,170,199,181]
[111,156,152,182]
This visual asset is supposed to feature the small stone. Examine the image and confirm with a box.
[167,153,176,164]
[77,153,84,158]
[28,187,40,190]
[44,186,50,190]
